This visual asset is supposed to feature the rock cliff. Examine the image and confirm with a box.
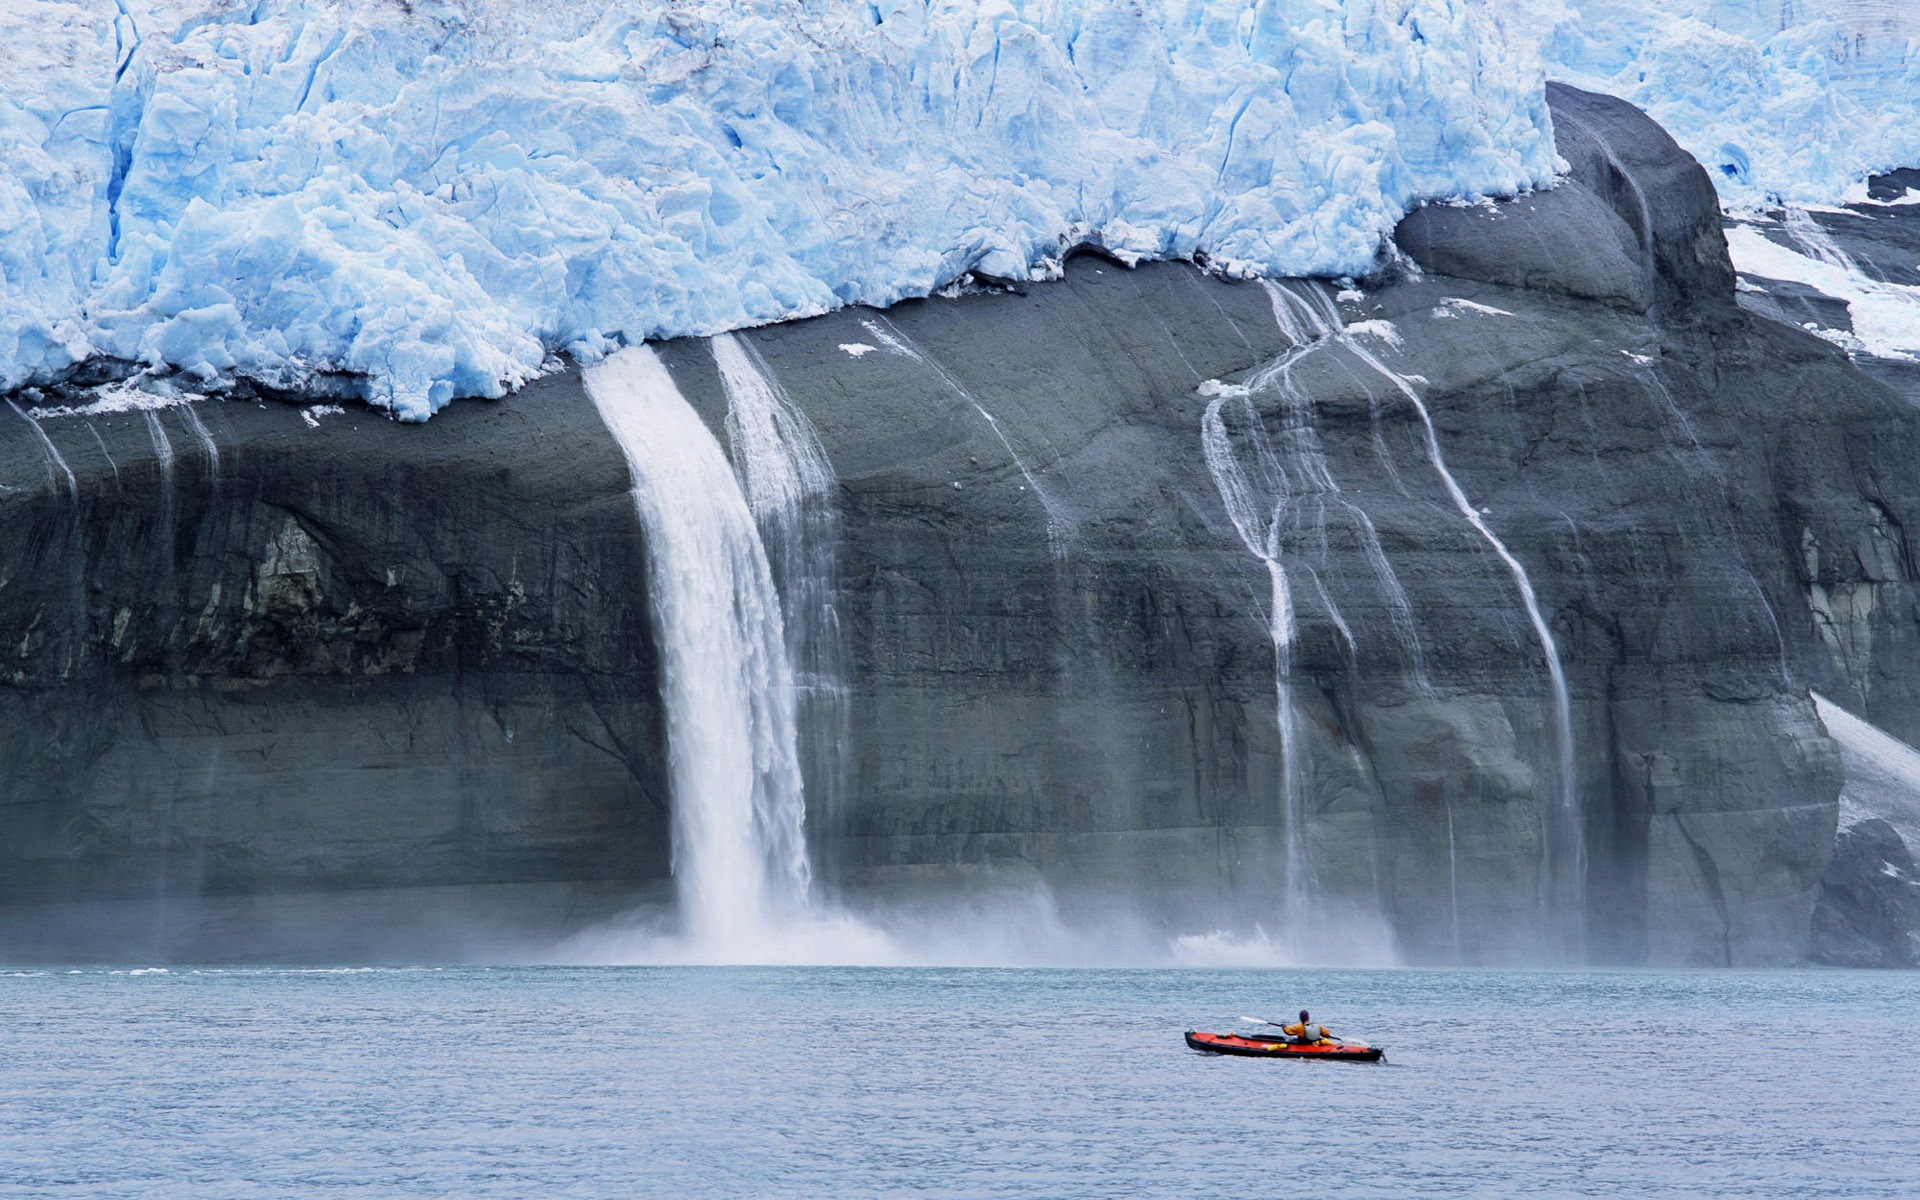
[0,377,673,958]
[4,86,1918,964]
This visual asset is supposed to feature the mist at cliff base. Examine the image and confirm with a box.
[548,876,1398,970]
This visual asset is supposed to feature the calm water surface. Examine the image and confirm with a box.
[3,966,1915,1198]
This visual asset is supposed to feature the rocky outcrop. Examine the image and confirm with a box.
[1812,820,1920,968]
[1729,193,1920,750]
[4,86,1919,963]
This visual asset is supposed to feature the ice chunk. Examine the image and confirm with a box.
[1346,319,1405,347]
[1438,297,1517,318]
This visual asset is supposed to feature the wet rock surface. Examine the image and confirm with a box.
[5,86,1920,963]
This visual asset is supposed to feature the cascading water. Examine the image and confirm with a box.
[1200,280,1437,943]
[1309,284,1585,936]
[1205,277,1584,949]
[710,331,852,857]
[180,405,220,482]
[1200,388,1308,931]
[1783,206,1863,275]
[582,346,812,950]
[7,399,77,500]
[1258,283,1431,686]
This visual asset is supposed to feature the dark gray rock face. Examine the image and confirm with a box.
[1811,819,1920,968]
[1867,168,1920,203]
[1544,83,1738,320]
[0,378,671,959]
[1721,172,1920,967]
[1726,181,1920,764]
[2,86,1917,964]
[1394,181,1651,311]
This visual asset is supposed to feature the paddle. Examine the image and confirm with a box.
[1237,1015,1370,1049]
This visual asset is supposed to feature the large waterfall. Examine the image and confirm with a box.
[581,346,812,950]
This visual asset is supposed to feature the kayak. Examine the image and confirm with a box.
[1185,1030,1385,1062]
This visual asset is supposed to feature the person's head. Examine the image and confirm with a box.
[1299,1010,1310,1022]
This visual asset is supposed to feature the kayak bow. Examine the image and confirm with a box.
[1185,1030,1384,1062]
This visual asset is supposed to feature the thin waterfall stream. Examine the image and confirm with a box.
[711,331,853,862]
[1317,287,1585,935]
[1203,278,1584,949]
[860,314,1070,550]
[1199,281,1432,946]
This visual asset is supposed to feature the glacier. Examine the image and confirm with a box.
[1529,0,1920,211]
[4,1,1918,419]
[1,0,1554,419]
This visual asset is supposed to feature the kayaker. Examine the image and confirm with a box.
[1283,1010,1332,1045]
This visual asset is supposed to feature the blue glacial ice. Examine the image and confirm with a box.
[6,0,1918,419]
[1529,0,1920,210]
[1,0,1554,418]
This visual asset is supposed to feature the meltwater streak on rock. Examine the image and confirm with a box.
[1551,105,1660,312]
[178,405,219,483]
[141,408,172,472]
[1307,285,1586,939]
[6,398,76,500]
[581,347,811,950]
[1200,381,1306,938]
[1257,281,1430,688]
[860,314,1070,552]
[1780,206,1920,361]
[710,331,852,857]
[1205,282,1420,944]
[1630,364,1791,685]
[1199,278,1444,945]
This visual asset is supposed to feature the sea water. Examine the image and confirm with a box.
[2,966,1915,1198]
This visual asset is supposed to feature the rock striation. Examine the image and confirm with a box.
[4,85,1919,963]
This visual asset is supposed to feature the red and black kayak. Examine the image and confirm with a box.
[1185,1030,1385,1062]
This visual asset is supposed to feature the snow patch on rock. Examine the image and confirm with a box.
[1727,216,1920,361]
